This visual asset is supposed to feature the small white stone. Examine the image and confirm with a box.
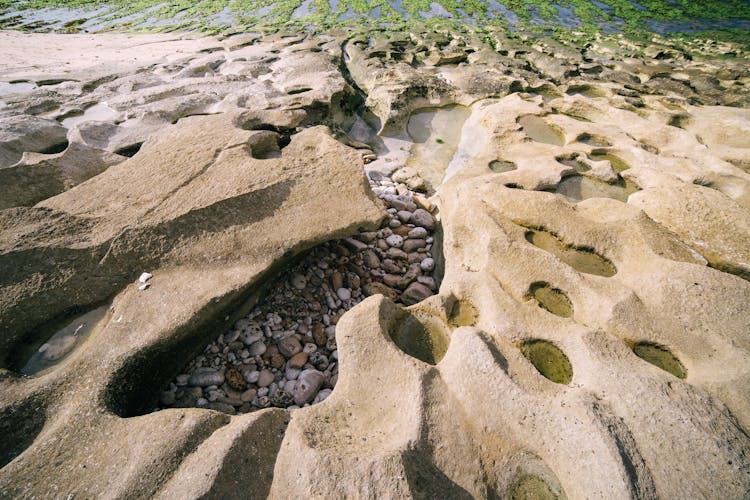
[138,283,150,291]
[138,272,152,283]
[336,288,351,301]
[420,258,435,272]
[386,234,404,248]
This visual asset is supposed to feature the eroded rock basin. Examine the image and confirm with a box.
[1,26,750,500]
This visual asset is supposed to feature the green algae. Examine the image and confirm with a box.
[520,339,573,384]
[1,0,749,46]
[529,282,573,318]
[523,226,617,277]
[631,341,687,379]
[510,474,558,500]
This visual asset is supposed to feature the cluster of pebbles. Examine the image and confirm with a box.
[158,170,439,415]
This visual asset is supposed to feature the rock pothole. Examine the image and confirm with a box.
[10,303,112,377]
[529,282,573,318]
[520,339,573,385]
[509,473,559,500]
[555,175,640,203]
[630,341,687,379]
[155,172,441,415]
[489,159,517,173]
[519,115,565,147]
[447,296,478,328]
[389,308,450,365]
[524,226,617,277]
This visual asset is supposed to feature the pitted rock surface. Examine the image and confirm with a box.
[1,26,749,499]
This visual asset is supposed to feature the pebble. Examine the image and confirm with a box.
[420,258,435,272]
[403,239,426,253]
[293,369,325,406]
[336,288,351,301]
[290,273,306,290]
[410,209,435,230]
[257,369,274,388]
[408,226,428,239]
[397,210,412,222]
[188,369,225,387]
[278,336,302,357]
[386,234,404,248]
[288,352,308,369]
[400,282,435,306]
[139,272,153,283]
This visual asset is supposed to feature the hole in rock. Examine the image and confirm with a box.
[248,131,292,160]
[555,154,589,172]
[7,302,112,376]
[523,226,617,277]
[518,115,565,146]
[287,87,313,95]
[631,342,686,379]
[590,149,630,173]
[120,175,441,417]
[0,395,47,469]
[389,309,450,365]
[509,474,558,500]
[505,183,523,189]
[555,175,639,203]
[114,142,143,158]
[447,296,478,328]
[576,133,612,147]
[566,84,605,98]
[38,140,69,155]
[520,339,573,385]
[668,114,692,129]
[529,282,573,318]
[489,159,517,173]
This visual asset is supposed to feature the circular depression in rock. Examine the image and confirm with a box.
[524,226,617,277]
[509,474,558,500]
[520,340,573,385]
[631,342,687,379]
[529,282,573,318]
[447,296,478,328]
[389,310,450,365]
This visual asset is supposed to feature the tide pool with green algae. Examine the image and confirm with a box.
[1,0,750,45]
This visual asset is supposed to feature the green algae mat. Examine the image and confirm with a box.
[1,0,750,45]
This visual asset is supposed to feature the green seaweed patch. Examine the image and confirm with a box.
[630,341,687,379]
[520,339,573,385]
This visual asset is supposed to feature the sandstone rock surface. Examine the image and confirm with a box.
[1,26,749,500]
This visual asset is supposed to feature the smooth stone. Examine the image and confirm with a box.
[277,336,302,358]
[288,352,309,369]
[410,209,435,230]
[257,369,275,388]
[312,323,327,347]
[290,273,306,290]
[240,389,257,402]
[400,282,435,306]
[386,247,408,260]
[293,369,325,406]
[188,370,225,387]
[402,239,426,253]
[363,282,400,300]
[420,258,435,272]
[397,210,412,223]
[248,341,267,356]
[336,287,352,301]
[389,219,402,228]
[408,226,429,239]
[382,194,417,212]
[244,370,260,384]
[386,234,404,248]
